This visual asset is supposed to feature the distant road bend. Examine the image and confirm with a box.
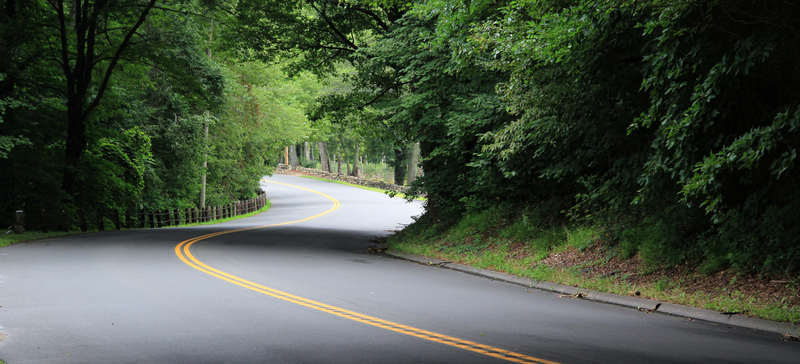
[0,174,798,363]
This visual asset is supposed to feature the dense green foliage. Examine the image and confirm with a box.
[241,0,799,274]
[0,0,312,226]
[3,0,799,274]
[420,0,800,274]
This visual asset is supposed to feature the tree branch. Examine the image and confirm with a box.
[309,1,359,51]
[83,0,158,118]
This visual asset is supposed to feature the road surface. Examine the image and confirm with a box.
[1,174,798,363]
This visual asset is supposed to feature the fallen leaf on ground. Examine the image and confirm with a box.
[559,292,587,299]
[364,246,387,253]
[638,303,662,313]
[781,333,800,341]
[721,310,749,316]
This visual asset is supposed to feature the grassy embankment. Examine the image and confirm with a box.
[387,208,800,324]
[0,201,271,248]
[298,175,426,201]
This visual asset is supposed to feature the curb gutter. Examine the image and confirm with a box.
[386,250,800,336]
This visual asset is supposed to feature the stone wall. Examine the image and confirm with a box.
[275,164,408,194]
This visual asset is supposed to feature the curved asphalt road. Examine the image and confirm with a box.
[1,174,798,363]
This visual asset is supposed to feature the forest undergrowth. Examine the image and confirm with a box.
[386,209,800,325]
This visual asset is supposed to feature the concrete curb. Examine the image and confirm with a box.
[386,250,800,336]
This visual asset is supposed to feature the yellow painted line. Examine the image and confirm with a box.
[175,180,560,364]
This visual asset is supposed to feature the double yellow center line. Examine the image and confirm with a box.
[175,180,560,364]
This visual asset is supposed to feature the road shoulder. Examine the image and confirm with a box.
[386,250,800,336]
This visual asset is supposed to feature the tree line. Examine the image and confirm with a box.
[2,0,799,274]
[226,0,799,274]
[0,0,311,226]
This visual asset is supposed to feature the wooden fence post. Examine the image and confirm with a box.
[13,210,24,234]
[150,211,156,228]
[96,210,104,231]
[174,209,180,226]
[114,211,121,230]
[140,209,147,228]
[79,209,87,232]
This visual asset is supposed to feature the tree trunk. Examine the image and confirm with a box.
[288,145,299,166]
[318,142,331,172]
[337,154,342,174]
[62,105,87,195]
[57,0,158,195]
[351,141,360,177]
[304,141,311,161]
[393,147,408,185]
[200,119,208,208]
[407,142,419,184]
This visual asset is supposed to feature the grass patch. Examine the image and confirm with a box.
[387,210,800,325]
[168,201,271,228]
[0,200,271,248]
[298,175,426,201]
[1,230,86,248]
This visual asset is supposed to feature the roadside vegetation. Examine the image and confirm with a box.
[1,202,270,249]
[388,208,800,324]
[296,175,425,201]
[3,0,799,317]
